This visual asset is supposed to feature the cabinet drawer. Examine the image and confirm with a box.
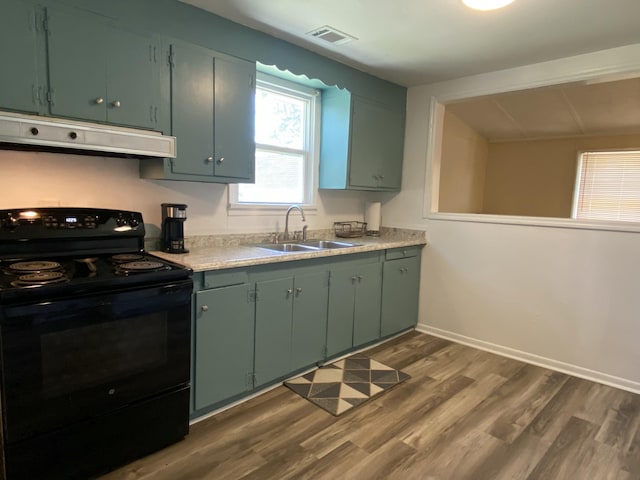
[385,246,419,260]
[203,269,248,289]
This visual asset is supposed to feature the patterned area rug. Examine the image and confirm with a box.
[284,355,410,416]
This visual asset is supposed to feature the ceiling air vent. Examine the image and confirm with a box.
[306,25,357,45]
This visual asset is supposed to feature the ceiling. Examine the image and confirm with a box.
[180,0,640,87]
[446,77,640,141]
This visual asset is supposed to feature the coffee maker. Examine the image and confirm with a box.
[161,203,189,253]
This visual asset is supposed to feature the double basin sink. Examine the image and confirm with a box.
[255,240,360,253]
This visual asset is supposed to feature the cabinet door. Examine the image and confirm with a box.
[105,27,157,129]
[169,42,215,176]
[254,276,294,386]
[326,264,356,357]
[213,55,255,180]
[381,256,420,336]
[349,96,403,190]
[353,261,383,346]
[194,284,254,411]
[46,7,108,122]
[0,0,41,113]
[291,270,329,370]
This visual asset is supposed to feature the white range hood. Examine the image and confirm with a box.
[0,112,176,158]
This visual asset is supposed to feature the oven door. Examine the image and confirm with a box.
[0,279,192,444]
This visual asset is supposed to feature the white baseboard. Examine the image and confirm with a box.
[416,324,640,395]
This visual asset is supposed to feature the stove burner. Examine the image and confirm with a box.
[112,254,145,263]
[117,260,168,274]
[11,271,68,287]
[9,261,62,273]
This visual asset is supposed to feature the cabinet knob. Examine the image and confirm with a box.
[216,157,224,164]
[201,305,209,312]
[111,100,121,108]
[357,275,363,282]
[287,288,293,296]
[296,287,303,295]
[95,97,104,105]
[351,276,357,284]
[206,156,214,163]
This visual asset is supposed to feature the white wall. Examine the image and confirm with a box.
[0,150,380,238]
[384,42,640,392]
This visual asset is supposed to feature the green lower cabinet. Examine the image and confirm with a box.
[191,247,421,414]
[194,283,254,411]
[327,259,382,357]
[291,271,329,371]
[381,254,421,336]
[254,276,295,386]
[254,270,329,387]
[353,262,383,345]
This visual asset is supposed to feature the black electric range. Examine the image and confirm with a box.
[0,207,193,480]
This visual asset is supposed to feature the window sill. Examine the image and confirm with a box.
[428,212,640,234]
[227,203,318,217]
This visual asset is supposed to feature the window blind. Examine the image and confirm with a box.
[574,150,640,222]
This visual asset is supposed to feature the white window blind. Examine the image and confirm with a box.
[573,150,640,222]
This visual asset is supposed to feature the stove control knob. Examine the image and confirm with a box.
[2,214,18,230]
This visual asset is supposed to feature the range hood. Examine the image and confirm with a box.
[0,112,176,158]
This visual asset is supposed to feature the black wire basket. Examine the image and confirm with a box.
[333,221,367,238]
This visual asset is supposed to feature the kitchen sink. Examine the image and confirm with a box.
[256,243,319,252]
[255,240,360,252]
[300,240,360,249]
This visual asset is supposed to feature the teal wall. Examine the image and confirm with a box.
[47,0,406,108]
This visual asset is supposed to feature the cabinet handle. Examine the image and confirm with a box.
[206,156,214,163]
[216,157,225,165]
[351,276,357,284]
[295,287,302,295]
[111,100,121,108]
[357,275,363,282]
[287,288,293,296]
[95,97,104,105]
[201,305,209,312]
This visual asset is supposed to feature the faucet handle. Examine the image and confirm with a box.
[269,232,280,244]
[302,225,308,241]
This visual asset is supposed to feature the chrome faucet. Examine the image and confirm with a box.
[284,205,306,241]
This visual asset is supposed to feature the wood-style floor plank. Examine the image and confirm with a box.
[100,331,640,480]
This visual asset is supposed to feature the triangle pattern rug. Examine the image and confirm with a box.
[284,355,410,416]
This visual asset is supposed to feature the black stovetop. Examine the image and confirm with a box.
[0,252,191,303]
[0,207,191,303]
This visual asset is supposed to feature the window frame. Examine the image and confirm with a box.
[228,72,321,215]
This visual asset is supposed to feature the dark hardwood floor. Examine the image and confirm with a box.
[100,331,640,479]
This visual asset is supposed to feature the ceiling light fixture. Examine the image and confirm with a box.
[462,0,515,11]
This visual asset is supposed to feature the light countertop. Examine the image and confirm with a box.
[150,228,426,272]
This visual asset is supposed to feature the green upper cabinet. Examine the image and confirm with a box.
[319,88,405,191]
[0,0,45,114]
[140,40,255,183]
[45,7,161,130]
